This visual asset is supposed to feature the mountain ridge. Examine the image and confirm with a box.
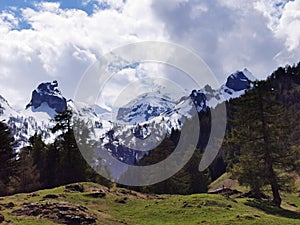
[0,69,254,153]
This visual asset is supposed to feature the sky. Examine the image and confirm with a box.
[0,0,299,110]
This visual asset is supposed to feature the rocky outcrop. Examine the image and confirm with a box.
[225,71,251,92]
[26,80,67,113]
[12,202,97,225]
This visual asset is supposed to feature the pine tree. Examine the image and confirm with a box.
[51,110,87,185]
[227,80,300,207]
[16,147,40,193]
[0,122,17,196]
[42,143,60,188]
[28,134,48,187]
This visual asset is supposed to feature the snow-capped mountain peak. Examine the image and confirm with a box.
[116,93,176,125]
[190,68,254,108]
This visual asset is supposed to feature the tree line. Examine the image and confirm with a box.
[0,109,111,196]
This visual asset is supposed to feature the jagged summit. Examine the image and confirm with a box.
[225,69,253,92]
[26,80,67,114]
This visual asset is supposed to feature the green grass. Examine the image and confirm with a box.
[0,182,300,224]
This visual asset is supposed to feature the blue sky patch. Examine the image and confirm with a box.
[0,0,110,17]
[0,0,114,30]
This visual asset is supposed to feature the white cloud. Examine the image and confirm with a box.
[34,1,61,12]
[0,0,299,110]
[150,0,299,80]
[0,0,165,109]
[276,0,300,50]
[254,0,289,29]
[253,0,300,65]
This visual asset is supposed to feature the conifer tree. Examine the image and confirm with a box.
[0,122,17,196]
[227,80,300,207]
[17,147,40,193]
[51,110,87,185]
[43,143,61,188]
[28,134,49,186]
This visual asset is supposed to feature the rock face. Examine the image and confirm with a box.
[26,80,67,113]
[225,71,251,92]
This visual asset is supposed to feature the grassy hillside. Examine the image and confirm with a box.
[0,182,300,224]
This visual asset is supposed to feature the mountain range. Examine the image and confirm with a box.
[0,69,254,162]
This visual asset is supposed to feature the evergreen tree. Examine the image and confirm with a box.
[16,147,40,193]
[0,122,17,196]
[43,143,61,188]
[51,110,87,185]
[227,80,300,207]
[28,134,49,187]
[29,134,46,168]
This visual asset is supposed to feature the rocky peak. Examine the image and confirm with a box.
[26,80,67,113]
[225,70,252,92]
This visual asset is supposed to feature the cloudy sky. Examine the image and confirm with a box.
[0,0,299,110]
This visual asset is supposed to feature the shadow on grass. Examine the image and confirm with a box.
[245,199,300,219]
